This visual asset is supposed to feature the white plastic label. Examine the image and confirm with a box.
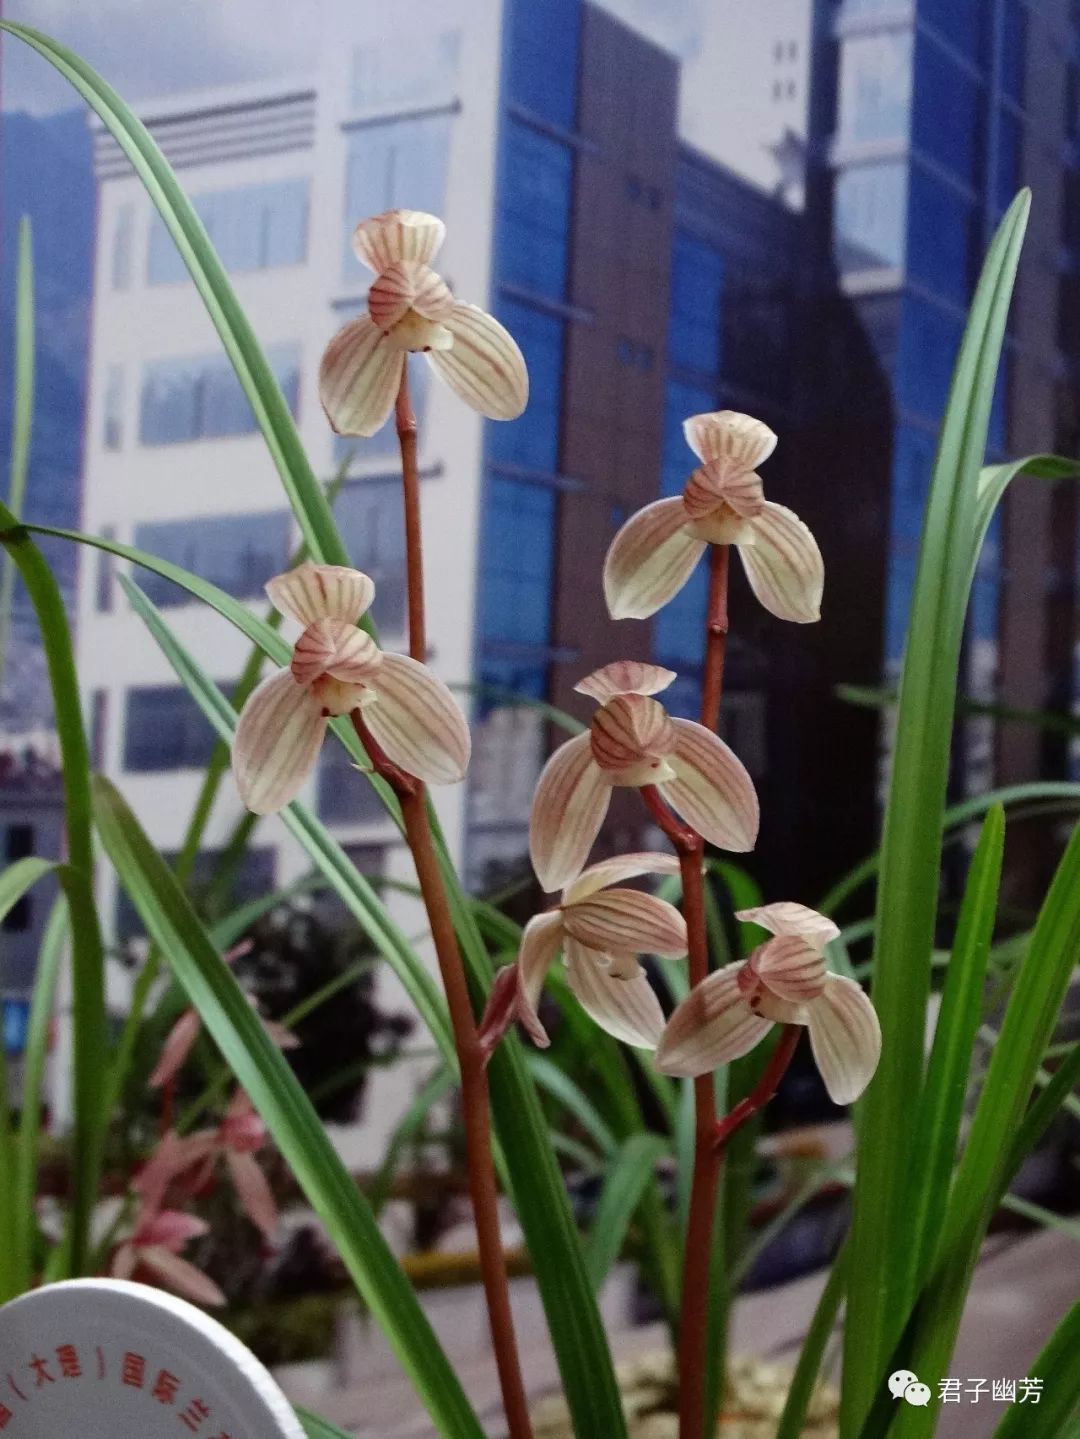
[0,1279,307,1437]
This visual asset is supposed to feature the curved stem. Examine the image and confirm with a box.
[713,1026,800,1151]
[396,370,425,663]
[360,370,533,1439]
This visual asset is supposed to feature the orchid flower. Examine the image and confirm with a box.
[319,209,528,436]
[603,410,824,623]
[655,901,881,1104]
[149,942,298,1090]
[528,660,758,892]
[111,1201,225,1308]
[182,1092,279,1241]
[232,563,471,813]
[481,852,686,1052]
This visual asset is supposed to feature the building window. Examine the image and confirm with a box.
[139,343,299,445]
[896,298,965,424]
[837,32,913,148]
[96,527,117,613]
[147,179,310,284]
[487,301,564,474]
[480,477,555,648]
[112,203,134,291]
[469,680,545,830]
[2,823,34,931]
[103,364,124,450]
[315,842,388,927]
[117,846,275,941]
[351,29,460,111]
[89,690,108,769]
[317,741,388,825]
[906,165,974,307]
[499,121,573,300]
[834,160,908,274]
[334,480,407,642]
[123,684,234,772]
[921,0,982,55]
[912,36,982,187]
[669,232,724,374]
[132,512,291,607]
[342,118,451,282]
[506,0,580,130]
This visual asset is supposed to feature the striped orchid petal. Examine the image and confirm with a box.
[807,974,882,1105]
[137,1247,226,1308]
[364,652,471,785]
[590,693,675,775]
[368,261,454,332]
[265,563,375,628]
[736,901,839,950]
[683,459,765,521]
[563,851,680,905]
[751,935,828,1002]
[528,732,611,892]
[655,962,771,1076]
[574,661,677,703]
[565,941,665,1050]
[562,888,687,959]
[232,668,327,815]
[660,718,759,852]
[738,501,824,623]
[683,410,777,469]
[603,496,705,620]
[352,209,446,271]
[291,618,382,687]
[319,313,404,437]
[517,910,564,1046]
[426,303,528,420]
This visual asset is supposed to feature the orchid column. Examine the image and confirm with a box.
[234,210,534,1439]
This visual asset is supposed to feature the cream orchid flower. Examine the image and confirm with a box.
[656,901,881,1104]
[319,209,528,436]
[232,562,471,814]
[481,852,687,1053]
[603,410,824,623]
[528,660,758,892]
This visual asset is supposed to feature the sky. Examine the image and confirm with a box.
[1,0,810,194]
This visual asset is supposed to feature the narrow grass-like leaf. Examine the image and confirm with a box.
[844,193,1033,1426]
[298,1409,356,1439]
[13,895,68,1293]
[0,23,347,570]
[0,501,107,1276]
[369,1066,456,1217]
[583,1134,668,1289]
[776,1245,847,1439]
[0,216,34,690]
[992,1300,1080,1437]
[0,856,57,915]
[527,1053,619,1157]
[895,821,1080,1435]
[908,806,1004,1282]
[92,775,484,1439]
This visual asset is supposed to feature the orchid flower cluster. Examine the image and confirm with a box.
[229,207,880,1118]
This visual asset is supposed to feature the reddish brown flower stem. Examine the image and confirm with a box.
[396,372,425,663]
[351,368,533,1439]
[713,1025,800,1152]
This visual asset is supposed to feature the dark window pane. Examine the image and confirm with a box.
[123,685,234,771]
[117,846,275,941]
[104,364,124,450]
[834,160,907,273]
[922,0,981,51]
[96,527,116,613]
[896,297,964,421]
[506,0,580,128]
[89,690,108,769]
[669,232,724,374]
[487,301,563,473]
[480,478,555,647]
[139,345,299,445]
[912,38,982,187]
[3,824,34,931]
[906,166,974,307]
[133,512,290,606]
[112,203,134,290]
[1001,0,1025,104]
[499,123,572,299]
